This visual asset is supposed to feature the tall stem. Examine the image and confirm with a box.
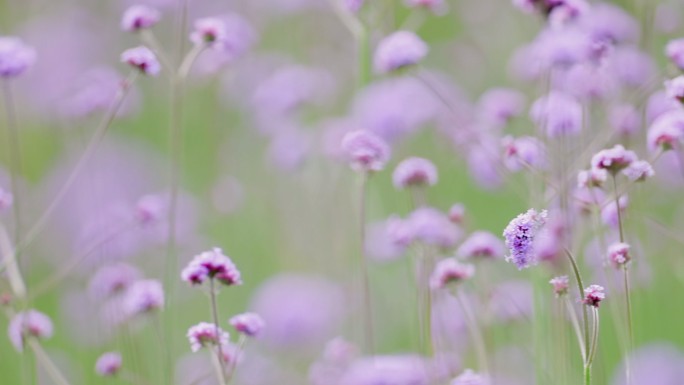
[356,26,371,89]
[2,81,23,248]
[564,248,589,364]
[209,279,228,385]
[584,364,591,385]
[225,335,246,383]
[28,339,72,385]
[357,173,374,354]
[454,289,488,374]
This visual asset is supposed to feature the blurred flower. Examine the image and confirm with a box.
[577,168,608,188]
[190,17,227,47]
[252,65,334,116]
[666,76,684,103]
[429,258,475,290]
[647,91,680,125]
[341,130,391,172]
[0,187,13,212]
[58,67,140,118]
[121,46,160,76]
[88,263,143,300]
[666,38,684,71]
[452,369,489,385]
[0,36,36,78]
[489,280,533,322]
[582,284,605,307]
[373,31,428,74]
[405,0,448,15]
[457,231,505,260]
[502,135,546,172]
[193,14,257,74]
[503,209,548,269]
[559,62,618,101]
[95,352,122,377]
[181,247,242,286]
[8,309,53,352]
[611,344,684,385]
[579,3,640,45]
[530,91,583,138]
[531,27,592,69]
[365,217,410,261]
[338,355,431,385]
[549,275,569,296]
[134,193,166,226]
[408,207,462,249]
[124,279,164,316]
[187,322,230,352]
[345,0,365,13]
[448,204,465,224]
[548,0,589,28]
[647,110,684,152]
[609,104,640,137]
[623,160,654,182]
[267,127,312,172]
[608,242,630,268]
[230,312,265,337]
[121,5,161,32]
[655,3,683,35]
[477,88,526,127]
[601,195,628,229]
[609,47,656,88]
[392,157,438,189]
[590,144,637,174]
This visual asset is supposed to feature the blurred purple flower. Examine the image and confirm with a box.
[230,312,266,337]
[339,355,431,385]
[187,322,230,352]
[609,104,640,137]
[121,5,161,32]
[373,30,428,74]
[408,207,462,249]
[530,91,583,138]
[193,14,257,75]
[502,135,546,172]
[451,369,489,385]
[121,46,160,76]
[477,88,526,127]
[341,130,391,172]
[123,279,164,316]
[392,157,438,189]
[608,47,656,88]
[611,344,684,385]
[457,231,505,260]
[578,3,640,45]
[601,195,628,229]
[95,352,122,377]
[666,38,684,71]
[8,309,54,352]
[88,262,143,300]
[430,258,475,290]
[0,187,13,212]
[489,280,533,322]
[0,36,36,78]
[647,110,684,152]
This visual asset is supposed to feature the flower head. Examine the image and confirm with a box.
[392,157,438,189]
[0,187,13,212]
[666,76,684,103]
[503,209,548,269]
[373,31,428,74]
[120,46,160,76]
[0,37,36,78]
[340,130,391,172]
[530,91,583,138]
[583,284,606,307]
[181,247,242,286]
[95,352,122,377]
[448,204,465,224]
[623,160,654,182]
[608,242,631,268]
[502,135,546,172]
[590,144,638,174]
[549,275,569,297]
[429,259,475,290]
[456,231,505,260]
[88,263,143,300]
[121,5,160,32]
[187,322,230,352]
[124,279,164,316]
[577,168,608,188]
[408,207,462,249]
[229,312,265,337]
[8,310,53,352]
[647,110,684,152]
[135,194,166,226]
[345,0,365,13]
[190,17,227,47]
[451,369,488,385]
[666,38,684,71]
[478,88,526,126]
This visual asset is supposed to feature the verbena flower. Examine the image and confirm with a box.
[0,36,36,78]
[590,144,638,174]
[229,312,265,337]
[608,242,631,268]
[448,204,465,224]
[647,110,684,152]
[190,17,227,48]
[373,30,428,74]
[451,369,489,385]
[187,322,230,352]
[429,259,475,290]
[124,279,164,316]
[583,284,606,307]
[135,194,166,226]
[456,231,505,260]
[392,157,438,189]
[623,160,654,182]
[666,38,684,71]
[120,46,160,76]
[502,135,546,172]
[340,130,391,172]
[0,187,13,212]
[478,88,526,126]
[503,209,548,269]
[8,310,53,352]
[530,91,583,138]
[609,104,641,137]
[665,76,684,103]
[181,247,242,286]
[121,5,160,32]
[95,352,122,377]
[88,263,143,300]
[577,168,608,188]
[408,207,462,249]
[550,275,569,297]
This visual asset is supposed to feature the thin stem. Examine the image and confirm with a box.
[563,248,589,364]
[623,265,634,385]
[226,335,246,383]
[587,307,600,366]
[0,220,25,298]
[584,363,591,385]
[454,289,489,374]
[357,172,374,354]
[612,175,625,243]
[564,297,586,360]
[27,339,72,385]
[209,279,228,385]
[2,81,23,248]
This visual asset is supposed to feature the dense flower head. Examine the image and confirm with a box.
[8,310,54,352]
[181,247,242,286]
[0,36,36,78]
[549,275,569,296]
[623,160,654,182]
[229,312,265,337]
[456,231,505,259]
[451,369,489,385]
[190,17,227,46]
[124,279,164,316]
[429,259,475,290]
[647,110,684,152]
[392,157,438,189]
[502,135,546,172]
[503,209,548,269]
[373,30,428,74]
[577,168,608,188]
[120,46,160,76]
[408,207,462,249]
[666,38,684,71]
[530,91,583,138]
[95,352,122,377]
[583,284,606,307]
[590,144,638,174]
[187,322,230,352]
[121,5,160,32]
[478,88,526,126]
[608,242,631,268]
[340,130,391,172]
[88,263,143,300]
[0,187,13,212]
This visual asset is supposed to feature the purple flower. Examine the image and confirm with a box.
[408,207,462,249]
[392,157,438,189]
[192,14,257,69]
[532,28,592,69]
[120,46,160,76]
[503,209,548,269]
[647,110,684,152]
[548,0,589,27]
[549,275,569,296]
[452,369,489,385]
[0,36,36,78]
[590,144,638,174]
[345,0,365,13]
[88,263,143,300]
[623,160,654,182]
[95,352,122,377]
[187,322,230,352]
[609,47,656,88]
[0,187,13,212]
[252,65,334,115]
[530,91,582,138]
[373,31,428,74]
[404,0,448,15]
[134,193,166,226]
[666,38,684,71]
[609,104,640,137]
[457,231,505,260]
[579,3,640,45]
[121,5,161,32]
[666,76,684,103]
[601,195,628,229]
[478,88,526,126]
[611,344,684,385]
[181,247,242,286]
[341,130,391,172]
[59,67,140,118]
[502,135,546,172]
[583,284,605,307]
[124,279,164,316]
[339,355,431,385]
[608,242,630,268]
[230,312,265,337]
[448,204,465,224]
[190,17,227,46]
[577,168,608,188]
[8,310,54,352]
[429,259,475,290]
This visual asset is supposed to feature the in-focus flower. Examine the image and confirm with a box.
[451,368,488,385]
[187,322,230,352]
[666,76,684,103]
[577,168,608,188]
[121,5,161,32]
[608,242,630,268]
[229,312,265,337]
[95,352,122,377]
[583,284,606,307]
[340,130,391,172]
[373,31,428,74]
[120,46,160,76]
[429,259,475,290]
[0,36,36,78]
[181,247,242,286]
[88,263,143,300]
[666,38,684,71]
[590,144,638,174]
[8,310,53,352]
[0,187,13,212]
[124,279,164,316]
[503,209,548,270]
[456,231,505,260]
[530,91,583,138]
[392,157,438,189]
[623,160,654,182]
[549,275,569,297]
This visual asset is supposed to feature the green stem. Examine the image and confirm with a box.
[209,279,228,385]
[28,339,72,385]
[563,248,589,364]
[2,80,23,249]
[584,364,591,385]
[454,289,488,374]
[357,173,374,354]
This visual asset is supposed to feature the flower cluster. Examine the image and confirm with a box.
[503,209,548,269]
[181,247,242,286]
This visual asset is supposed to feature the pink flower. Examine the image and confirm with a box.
[577,168,608,188]
[392,157,438,189]
[88,263,143,300]
[590,144,638,174]
[181,247,242,286]
[187,322,230,352]
[530,91,583,138]
[429,259,475,290]
[229,312,265,337]
[608,242,630,268]
[95,352,122,377]
[8,310,54,352]
[583,284,606,307]
[121,5,161,32]
[408,207,462,249]
[0,36,35,78]
[623,160,654,182]
[451,369,489,385]
[549,275,569,297]
[373,31,428,74]
[190,18,227,47]
[647,110,684,152]
[666,76,684,103]
[134,194,166,226]
[0,187,13,212]
[502,135,546,172]
[456,231,505,259]
[666,38,684,71]
[124,279,164,316]
[448,204,465,224]
[341,130,391,172]
[120,46,160,76]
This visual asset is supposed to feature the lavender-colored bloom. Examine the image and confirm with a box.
[190,17,227,47]
[135,193,166,226]
[88,263,143,300]
[647,91,680,125]
[345,0,365,13]
[429,259,475,290]
[230,312,265,337]
[579,3,640,45]
[187,322,230,352]
[489,280,534,322]
[405,0,448,15]
[448,204,465,224]
[549,275,569,296]
[181,247,242,286]
[252,65,334,115]
[339,355,431,385]
[647,110,684,152]
[0,37,36,78]
[609,104,640,137]
[502,135,546,172]
[601,195,628,229]
[478,88,526,126]
[392,157,438,189]
[503,209,548,269]
[666,76,684,103]
[121,5,160,32]
[457,231,505,260]
[373,31,428,74]
[666,38,684,71]
[577,168,608,188]
[193,14,257,73]
[591,145,638,174]
[609,47,656,89]
[267,128,311,172]
[548,0,589,28]
[124,279,164,316]
[365,216,412,261]
[623,160,654,182]
[559,62,618,101]
[532,28,592,69]
[608,242,630,268]
[530,91,582,138]
[408,207,462,249]
[452,369,489,385]
[120,46,160,76]
[8,310,54,352]
[340,130,391,172]
[655,3,683,34]
[583,284,605,307]
[95,352,122,377]
[0,187,13,212]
